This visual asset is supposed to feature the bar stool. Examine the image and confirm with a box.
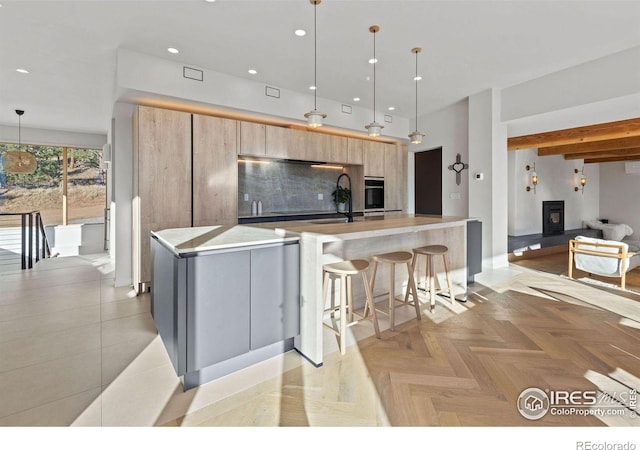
[406,245,455,311]
[322,259,380,355]
[368,251,421,331]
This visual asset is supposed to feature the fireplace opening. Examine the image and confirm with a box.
[542,201,564,236]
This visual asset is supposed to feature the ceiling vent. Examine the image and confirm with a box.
[625,161,640,174]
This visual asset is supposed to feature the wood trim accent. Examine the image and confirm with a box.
[539,135,640,156]
[508,118,640,150]
[563,147,640,160]
[584,155,640,164]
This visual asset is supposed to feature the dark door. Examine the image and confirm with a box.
[415,147,442,215]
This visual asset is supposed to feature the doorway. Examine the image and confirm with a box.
[414,147,442,215]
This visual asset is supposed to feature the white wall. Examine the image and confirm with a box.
[508,149,600,236]
[111,102,135,287]
[468,89,508,269]
[408,99,469,217]
[115,48,410,141]
[599,162,640,240]
[0,125,105,149]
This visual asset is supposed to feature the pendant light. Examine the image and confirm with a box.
[5,109,37,174]
[408,47,426,145]
[365,25,383,137]
[304,0,326,128]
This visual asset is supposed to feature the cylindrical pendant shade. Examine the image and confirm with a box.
[304,110,326,128]
[365,121,383,137]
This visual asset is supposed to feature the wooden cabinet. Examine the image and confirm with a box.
[266,125,309,160]
[193,114,238,226]
[238,121,266,156]
[385,144,407,212]
[347,138,364,165]
[133,106,192,292]
[363,140,386,177]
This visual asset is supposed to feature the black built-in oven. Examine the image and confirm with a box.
[364,177,385,210]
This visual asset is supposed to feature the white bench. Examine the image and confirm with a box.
[568,236,640,290]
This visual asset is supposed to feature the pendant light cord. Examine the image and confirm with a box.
[313,2,317,111]
[373,29,376,123]
[415,50,418,133]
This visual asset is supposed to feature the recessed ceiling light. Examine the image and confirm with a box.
[309,85,316,90]
[16,68,29,74]
[368,58,378,64]
[414,76,422,81]
[167,47,179,54]
[295,29,306,37]
[353,97,360,102]
[204,0,216,3]
[388,106,395,111]
[248,69,257,75]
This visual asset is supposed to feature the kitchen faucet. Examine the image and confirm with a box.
[336,173,353,223]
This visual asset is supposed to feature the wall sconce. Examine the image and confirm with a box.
[574,167,587,194]
[525,162,538,193]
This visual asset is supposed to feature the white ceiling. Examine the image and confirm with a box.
[1,0,639,135]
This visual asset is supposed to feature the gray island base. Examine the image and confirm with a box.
[150,225,301,391]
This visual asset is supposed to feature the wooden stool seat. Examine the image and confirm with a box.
[369,251,421,331]
[406,244,455,310]
[413,245,449,256]
[322,259,380,355]
[323,259,370,275]
[372,251,413,264]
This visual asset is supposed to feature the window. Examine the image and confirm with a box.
[0,144,106,226]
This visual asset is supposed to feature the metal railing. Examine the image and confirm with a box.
[0,211,51,269]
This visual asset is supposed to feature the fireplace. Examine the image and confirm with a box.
[542,201,564,236]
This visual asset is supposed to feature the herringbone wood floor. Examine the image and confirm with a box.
[165,271,640,427]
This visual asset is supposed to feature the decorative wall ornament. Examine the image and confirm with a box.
[448,153,468,186]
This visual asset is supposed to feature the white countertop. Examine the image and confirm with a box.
[257,214,472,243]
[151,225,299,255]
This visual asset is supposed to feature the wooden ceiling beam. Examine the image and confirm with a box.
[563,147,640,160]
[508,118,640,150]
[584,155,640,164]
[538,136,640,156]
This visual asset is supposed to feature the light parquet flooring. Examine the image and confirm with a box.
[165,266,640,427]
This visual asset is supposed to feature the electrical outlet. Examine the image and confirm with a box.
[318,193,323,200]
[244,193,249,201]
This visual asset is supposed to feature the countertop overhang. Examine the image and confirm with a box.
[151,225,299,256]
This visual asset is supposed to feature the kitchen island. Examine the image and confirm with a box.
[150,215,473,387]
[260,214,472,366]
[150,225,301,390]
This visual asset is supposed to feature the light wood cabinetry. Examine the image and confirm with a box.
[238,121,266,156]
[347,138,364,165]
[266,125,309,159]
[363,140,386,177]
[133,106,192,291]
[385,144,408,212]
[193,114,238,226]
